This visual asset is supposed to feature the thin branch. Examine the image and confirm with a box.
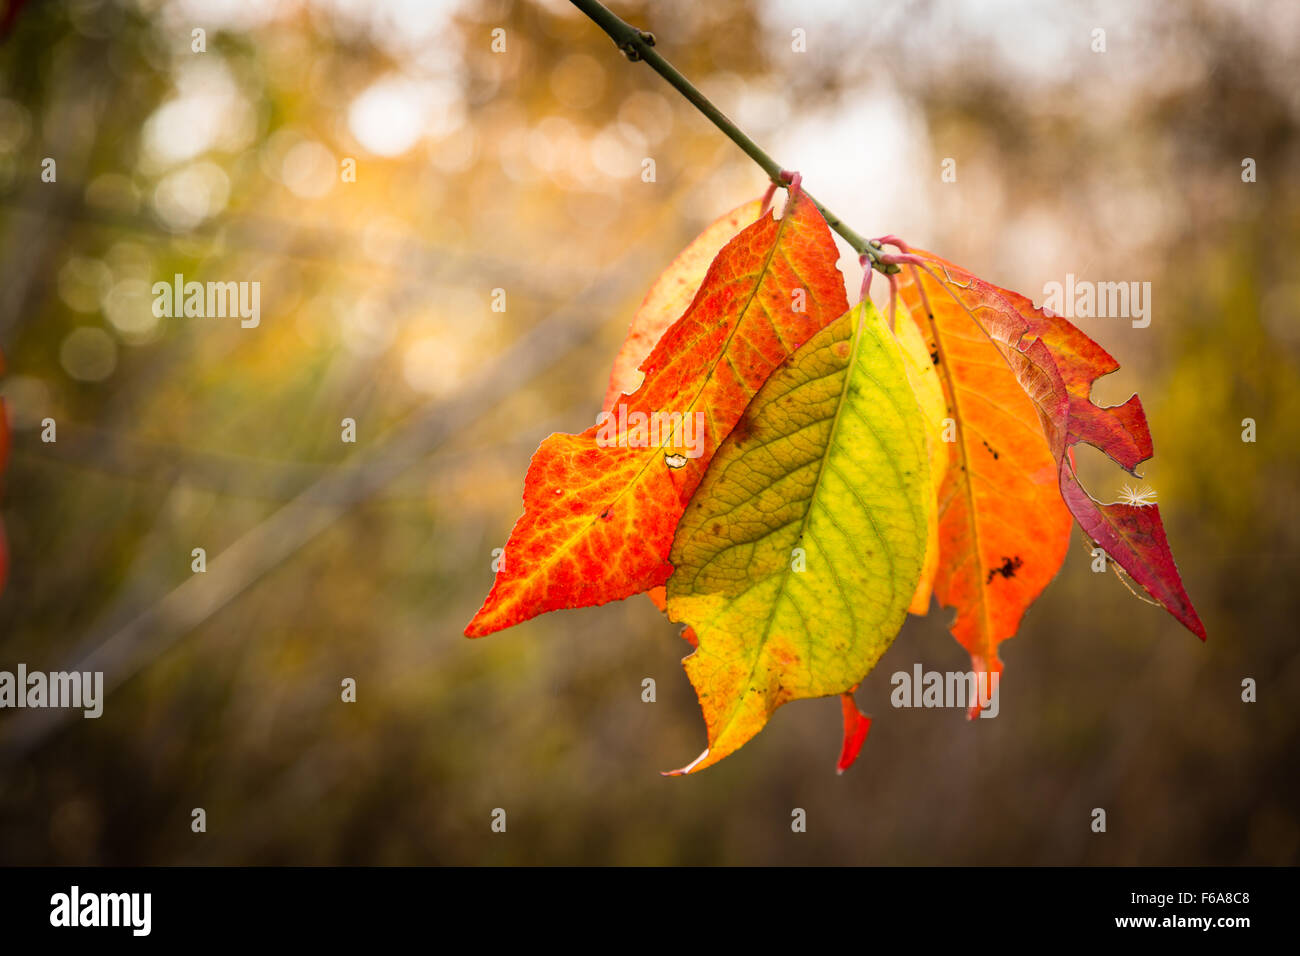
[570,0,893,272]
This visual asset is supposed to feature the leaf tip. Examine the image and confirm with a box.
[463,606,501,639]
[664,748,710,777]
[836,692,872,774]
[964,657,1003,721]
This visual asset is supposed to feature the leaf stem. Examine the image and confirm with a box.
[568,0,888,271]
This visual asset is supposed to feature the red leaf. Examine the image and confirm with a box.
[608,200,763,648]
[603,198,765,412]
[894,247,1205,641]
[465,186,848,637]
[894,256,1074,690]
[837,688,872,774]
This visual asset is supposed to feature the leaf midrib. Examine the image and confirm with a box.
[913,268,998,659]
[701,305,883,750]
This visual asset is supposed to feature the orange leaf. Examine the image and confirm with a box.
[609,200,763,643]
[466,186,848,637]
[894,258,1074,697]
[603,198,765,412]
[895,249,1205,642]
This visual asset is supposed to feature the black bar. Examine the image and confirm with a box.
[0,865,1290,942]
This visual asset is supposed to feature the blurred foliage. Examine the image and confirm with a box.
[0,0,1296,864]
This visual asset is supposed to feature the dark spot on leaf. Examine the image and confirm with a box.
[711,522,722,535]
[986,555,1023,583]
[930,349,939,365]
[600,508,612,520]
[982,440,1000,460]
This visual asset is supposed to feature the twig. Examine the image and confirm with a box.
[569,0,895,273]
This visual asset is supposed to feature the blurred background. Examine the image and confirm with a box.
[0,0,1296,865]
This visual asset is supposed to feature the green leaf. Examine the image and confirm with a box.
[665,300,931,773]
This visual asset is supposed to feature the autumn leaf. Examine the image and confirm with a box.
[469,2,1212,777]
[664,301,930,773]
[603,198,766,411]
[652,296,941,773]
[652,295,927,773]
[892,247,1206,642]
[892,258,1074,695]
[607,199,766,632]
[892,304,950,615]
[465,186,848,637]
[837,687,872,774]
